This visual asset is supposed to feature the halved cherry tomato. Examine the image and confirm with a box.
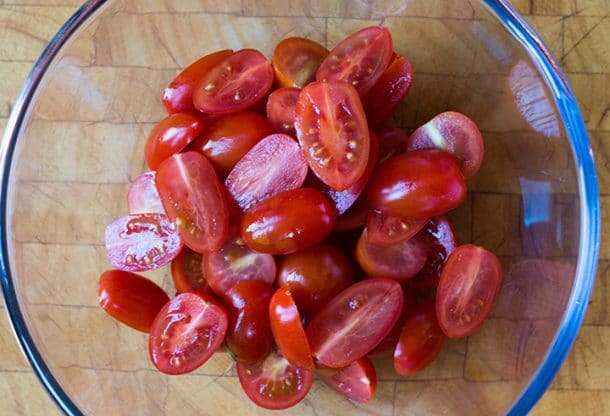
[149,292,227,375]
[273,37,329,88]
[366,210,427,247]
[277,242,354,316]
[366,149,466,219]
[193,49,274,115]
[307,278,403,368]
[225,134,308,209]
[98,270,169,333]
[162,49,233,114]
[368,287,416,358]
[241,188,337,255]
[394,300,445,375]
[319,357,377,402]
[266,87,300,136]
[436,244,503,338]
[144,113,206,170]
[187,112,273,177]
[333,198,369,232]
[376,124,410,165]
[236,349,313,410]
[127,171,165,215]
[269,288,314,369]
[170,247,210,295]
[316,26,393,95]
[295,81,370,191]
[156,151,228,253]
[407,111,484,178]
[105,213,182,272]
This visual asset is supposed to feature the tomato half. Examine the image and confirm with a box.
[368,287,416,358]
[149,292,227,375]
[436,244,503,338]
[170,247,210,295]
[319,357,377,402]
[193,49,274,115]
[98,270,169,333]
[273,37,329,88]
[295,81,370,191]
[127,171,165,215]
[366,210,427,247]
[156,151,228,253]
[376,124,410,165]
[266,87,300,136]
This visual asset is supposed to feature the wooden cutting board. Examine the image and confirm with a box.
[0,1,608,414]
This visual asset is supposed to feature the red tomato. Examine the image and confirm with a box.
[316,26,393,95]
[366,210,427,247]
[376,124,410,165]
[144,113,206,170]
[149,292,227,375]
[407,111,484,178]
[225,134,308,210]
[241,188,337,255]
[266,87,300,136]
[105,213,182,272]
[306,278,403,368]
[436,244,503,338]
[98,270,169,333]
[273,37,329,88]
[295,81,370,191]
[362,56,413,126]
[319,357,377,402]
[333,199,369,232]
[368,287,416,358]
[170,247,211,295]
[269,288,314,369]
[156,152,228,253]
[394,300,445,375]
[127,171,165,215]
[236,349,313,410]
[365,149,466,219]
[193,49,274,115]
[356,229,428,281]
[277,242,354,316]
[187,112,273,177]
[162,49,233,114]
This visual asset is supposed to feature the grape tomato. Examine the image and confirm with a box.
[319,357,377,402]
[171,247,210,295]
[366,210,428,247]
[273,37,329,88]
[127,171,165,215]
[266,87,300,136]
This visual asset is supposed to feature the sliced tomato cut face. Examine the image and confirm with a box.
[236,349,314,410]
[105,213,182,272]
[295,81,370,191]
[366,210,427,247]
[368,287,416,358]
[306,278,403,368]
[376,125,410,165]
[170,247,211,295]
[316,26,393,95]
[436,244,503,338]
[127,171,165,215]
[225,133,308,210]
[266,87,300,136]
[193,49,274,115]
[156,151,229,253]
[149,292,228,375]
[273,37,329,88]
[319,357,377,402]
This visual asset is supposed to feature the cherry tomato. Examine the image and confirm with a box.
[193,49,274,115]
[144,113,206,170]
[269,288,314,369]
[277,242,354,316]
[319,357,377,402]
[149,292,227,375]
[407,111,484,178]
[317,26,393,95]
[362,56,413,126]
[307,278,403,368]
[225,134,308,210]
[156,151,228,253]
[333,198,369,232]
[162,49,233,114]
[187,112,273,177]
[225,281,274,363]
[366,210,427,247]
[436,244,503,338]
[394,300,445,375]
[295,81,370,191]
[127,171,165,215]
[365,149,466,219]
[241,188,337,255]
[98,270,169,333]
[368,287,416,358]
[105,213,182,272]
[170,247,211,295]
[273,37,329,88]
[376,124,410,165]
[236,349,313,410]
[356,229,428,281]
[266,87,300,136]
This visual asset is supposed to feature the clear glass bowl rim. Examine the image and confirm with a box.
[0,1,600,415]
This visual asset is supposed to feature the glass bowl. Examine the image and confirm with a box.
[0,0,599,415]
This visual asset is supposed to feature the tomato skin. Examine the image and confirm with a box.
[127,171,165,215]
[366,210,427,247]
[98,270,169,333]
[170,247,211,295]
[162,49,233,114]
[319,357,377,402]
[266,87,300,136]
[273,37,329,88]
[365,149,467,219]
[436,244,503,338]
[333,198,369,232]
[144,113,206,170]
[394,300,445,375]
[241,188,337,255]
[376,125,410,165]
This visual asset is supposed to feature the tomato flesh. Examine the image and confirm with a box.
[266,87,300,136]
[319,357,377,402]
[127,171,165,215]
[366,210,428,247]
[170,247,210,295]
[273,37,329,88]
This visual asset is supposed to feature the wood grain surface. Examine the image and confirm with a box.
[0,0,608,414]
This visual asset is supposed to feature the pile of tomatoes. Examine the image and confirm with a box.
[99,26,503,409]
